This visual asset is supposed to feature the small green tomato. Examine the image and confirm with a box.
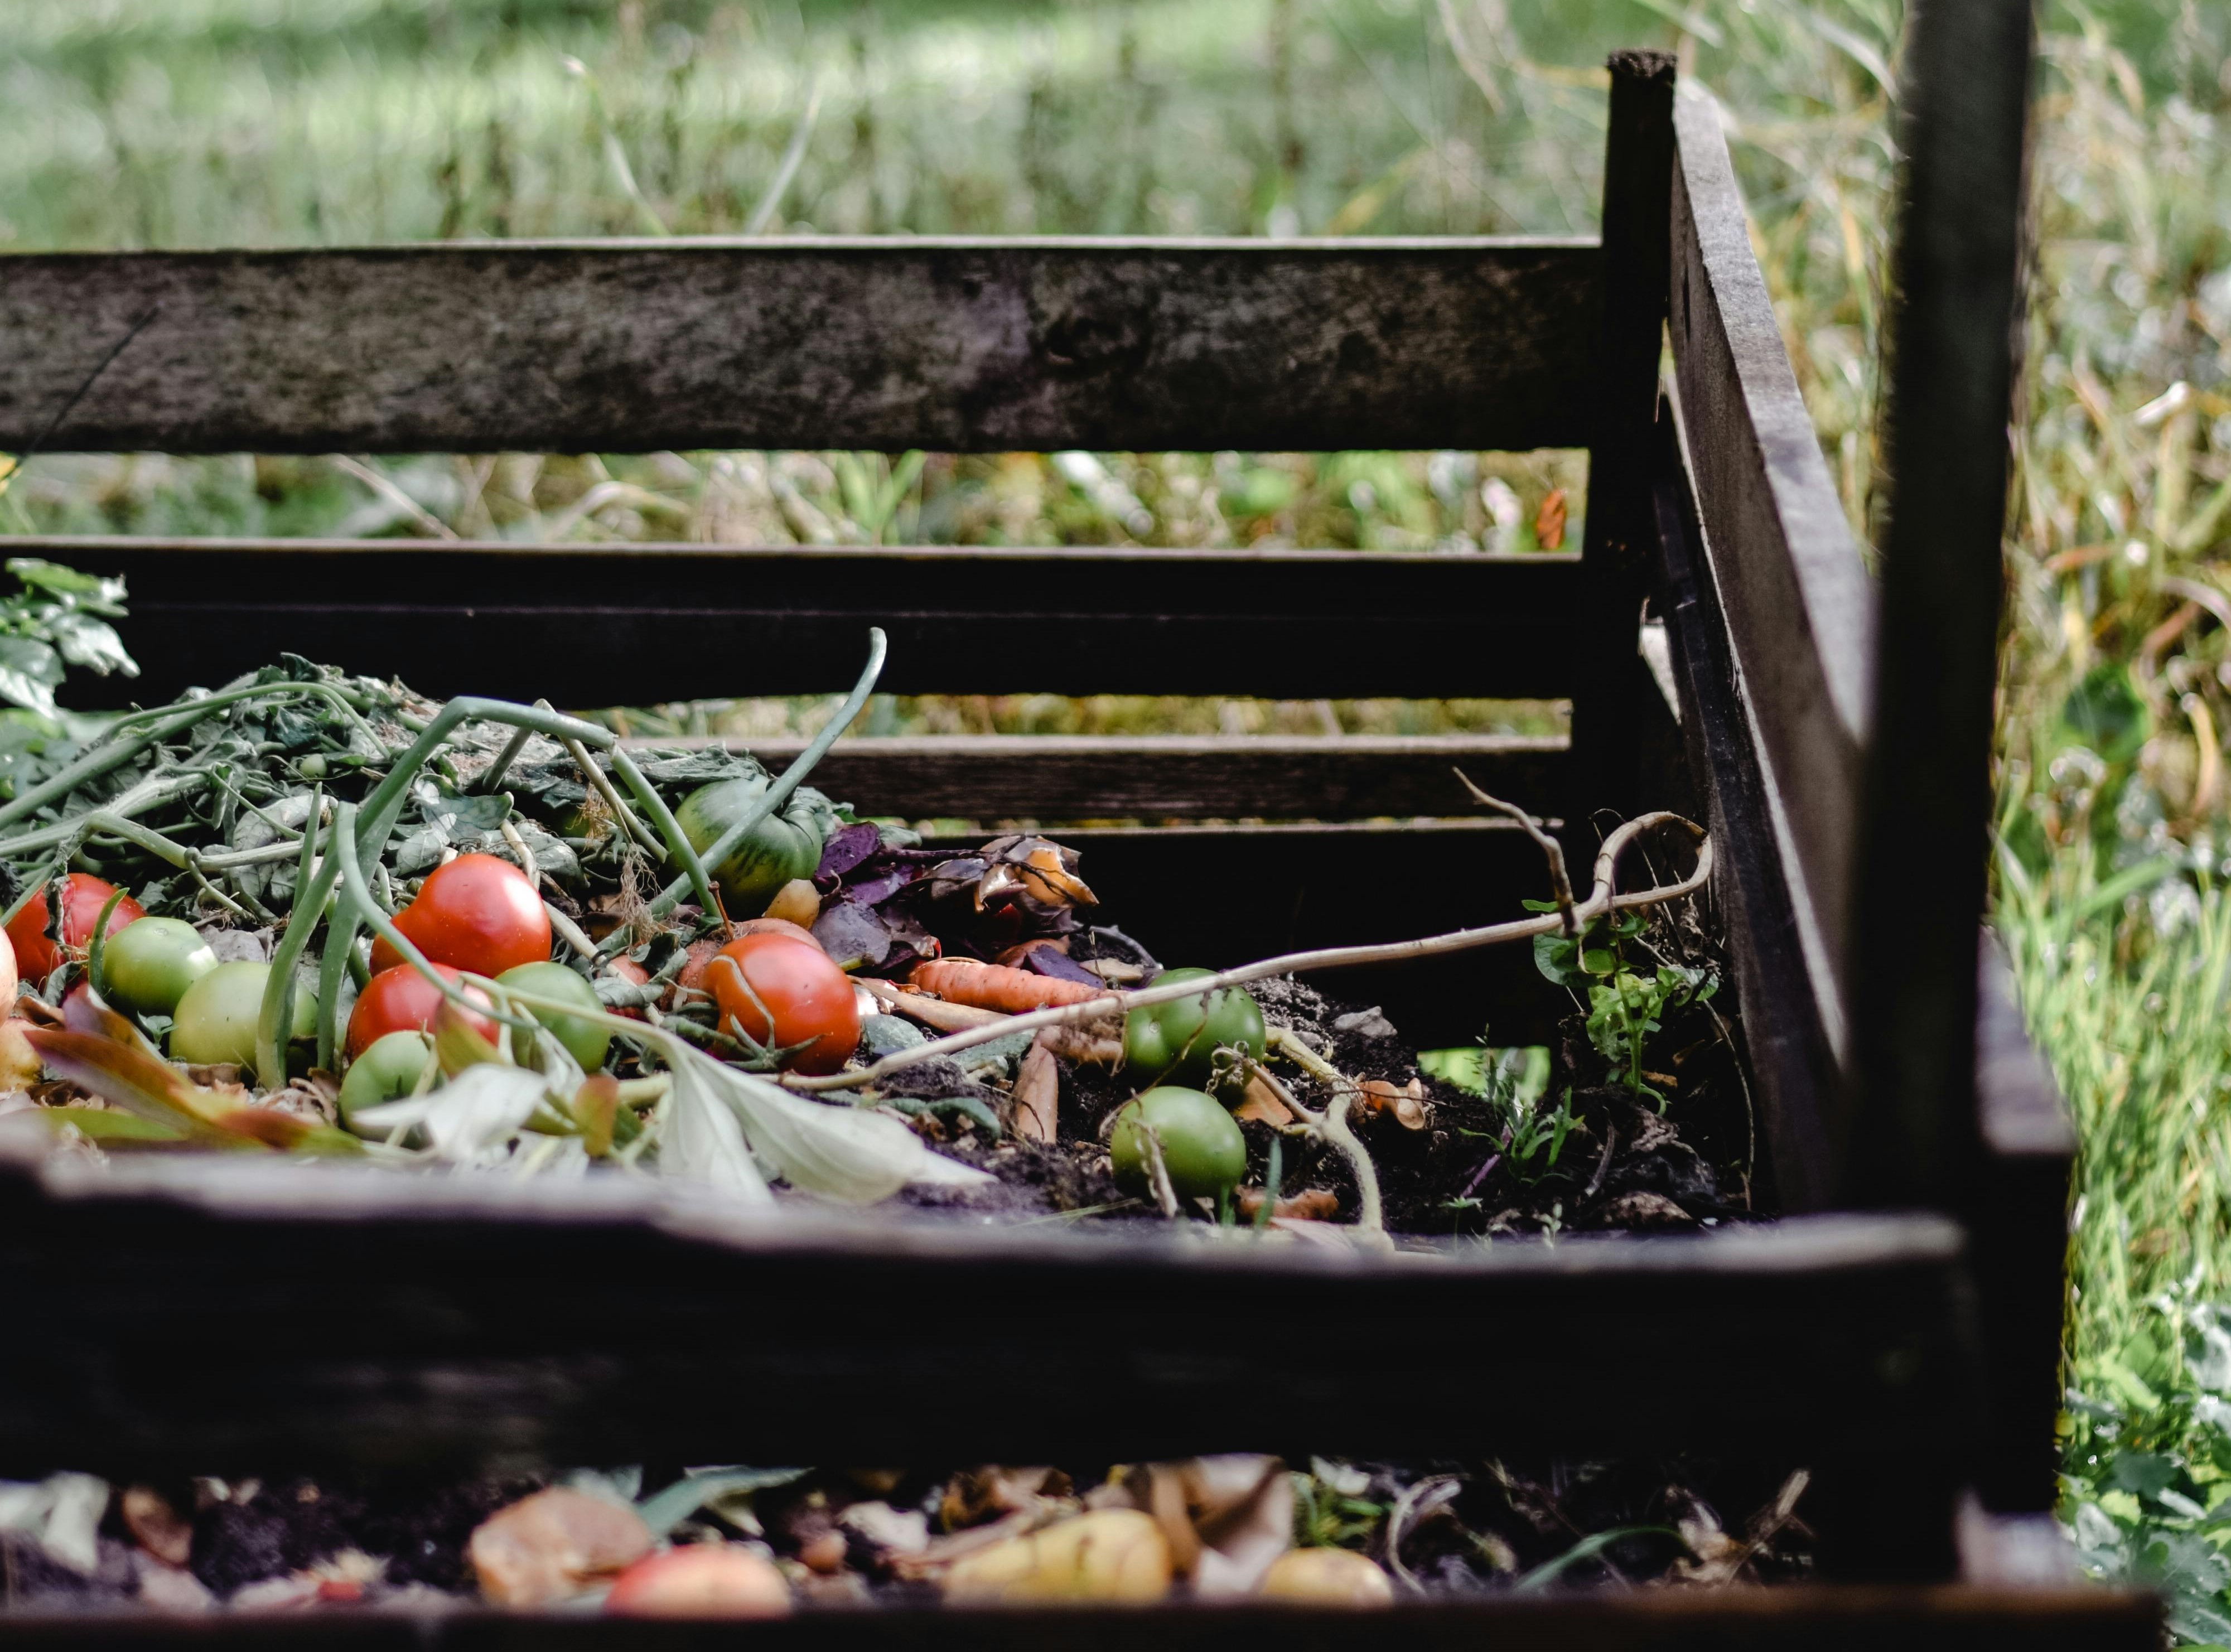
[1122,968,1267,1095]
[170,961,315,1069]
[496,960,612,1073]
[1109,1086,1248,1203]
[100,917,218,1016]
[339,1030,436,1129]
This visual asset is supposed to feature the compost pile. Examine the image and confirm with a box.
[0,1456,1815,1614]
[0,651,1749,1239]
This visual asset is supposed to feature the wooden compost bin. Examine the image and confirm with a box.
[0,24,2160,1648]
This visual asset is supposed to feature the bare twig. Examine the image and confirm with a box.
[786,810,1711,1094]
[1139,1124,1181,1219]
[330,455,460,540]
[1252,1045,1385,1238]
[1455,771,1577,935]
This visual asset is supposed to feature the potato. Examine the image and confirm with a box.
[1258,1547,1395,1606]
[945,1509,1171,1604]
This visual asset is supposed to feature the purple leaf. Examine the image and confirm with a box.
[815,822,885,882]
[812,901,894,970]
[1019,946,1103,989]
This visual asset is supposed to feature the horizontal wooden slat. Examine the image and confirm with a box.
[0,1590,2163,1650]
[630,732,1567,822]
[0,1142,1971,1474]
[1669,95,1873,1065]
[0,238,1599,455]
[15,536,1583,704]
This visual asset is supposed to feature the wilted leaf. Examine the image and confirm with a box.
[31,1105,191,1146]
[665,1040,991,1203]
[660,1048,773,1203]
[354,1064,547,1161]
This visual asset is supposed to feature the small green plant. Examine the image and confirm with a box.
[1530,909,1716,1110]
[1292,1460,1388,1550]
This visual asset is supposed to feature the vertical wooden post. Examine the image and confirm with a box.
[1846,0,2036,1210]
[1571,50,1678,836]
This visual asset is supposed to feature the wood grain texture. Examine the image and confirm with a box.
[0,1589,2162,1650]
[1844,0,2035,1213]
[628,732,1567,822]
[1651,413,1843,1214]
[0,1156,1973,1476]
[1570,51,1679,827]
[13,535,1585,705]
[0,238,1599,455]
[1669,93,1875,1066]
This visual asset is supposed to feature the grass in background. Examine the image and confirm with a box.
[4,0,2231,1620]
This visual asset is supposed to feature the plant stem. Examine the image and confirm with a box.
[788,809,1710,1094]
[618,627,887,941]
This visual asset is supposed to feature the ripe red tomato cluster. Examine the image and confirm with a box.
[350,855,547,1055]
[4,872,144,984]
[707,931,858,1075]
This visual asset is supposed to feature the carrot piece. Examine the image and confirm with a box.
[907,957,1106,1012]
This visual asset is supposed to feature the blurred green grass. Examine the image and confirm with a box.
[5,0,2231,1612]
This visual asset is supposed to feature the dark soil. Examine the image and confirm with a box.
[891,898,1761,1239]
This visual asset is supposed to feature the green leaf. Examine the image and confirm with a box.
[2059,664,2151,766]
[32,1106,190,1144]
[0,635,64,718]
[636,1467,809,1537]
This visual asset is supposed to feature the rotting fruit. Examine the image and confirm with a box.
[339,1030,435,1128]
[1109,1086,1248,1202]
[944,1508,1171,1604]
[6,873,144,984]
[605,1545,791,1618]
[370,853,550,978]
[171,962,315,1069]
[99,917,218,1017]
[1122,968,1267,1094]
[348,963,498,1058]
[674,777,835,917]
[496,960,611,1073]
[707,932,859,1074]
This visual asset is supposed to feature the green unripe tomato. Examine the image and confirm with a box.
[170,961,315,1068]
[339,1030,436,1129]
[674,777,836,916]
[1110,1086,1248,1202]
[1122,968,1267,1094]
[100,917,218,1016]
[496,960,612,1073]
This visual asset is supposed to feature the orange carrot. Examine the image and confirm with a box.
[907,957,1107,1012]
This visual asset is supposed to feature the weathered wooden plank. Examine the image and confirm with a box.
[0,1588,2164,1650]
[1669,93,1874,1067]
[1570,50,1679,827]
[15,536,1585,706]
[0,1155,1972,1475]
[1651,413,1843,1214]
[1844,0,2036,1213]
[1968,943,2077,1515]
[0,239,1600,456]
[627,732,1567,822]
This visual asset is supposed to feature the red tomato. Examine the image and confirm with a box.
[708,933,859,1075]
[347,963,498,1057]
[369,854,549,979]
[5,873,145,984]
